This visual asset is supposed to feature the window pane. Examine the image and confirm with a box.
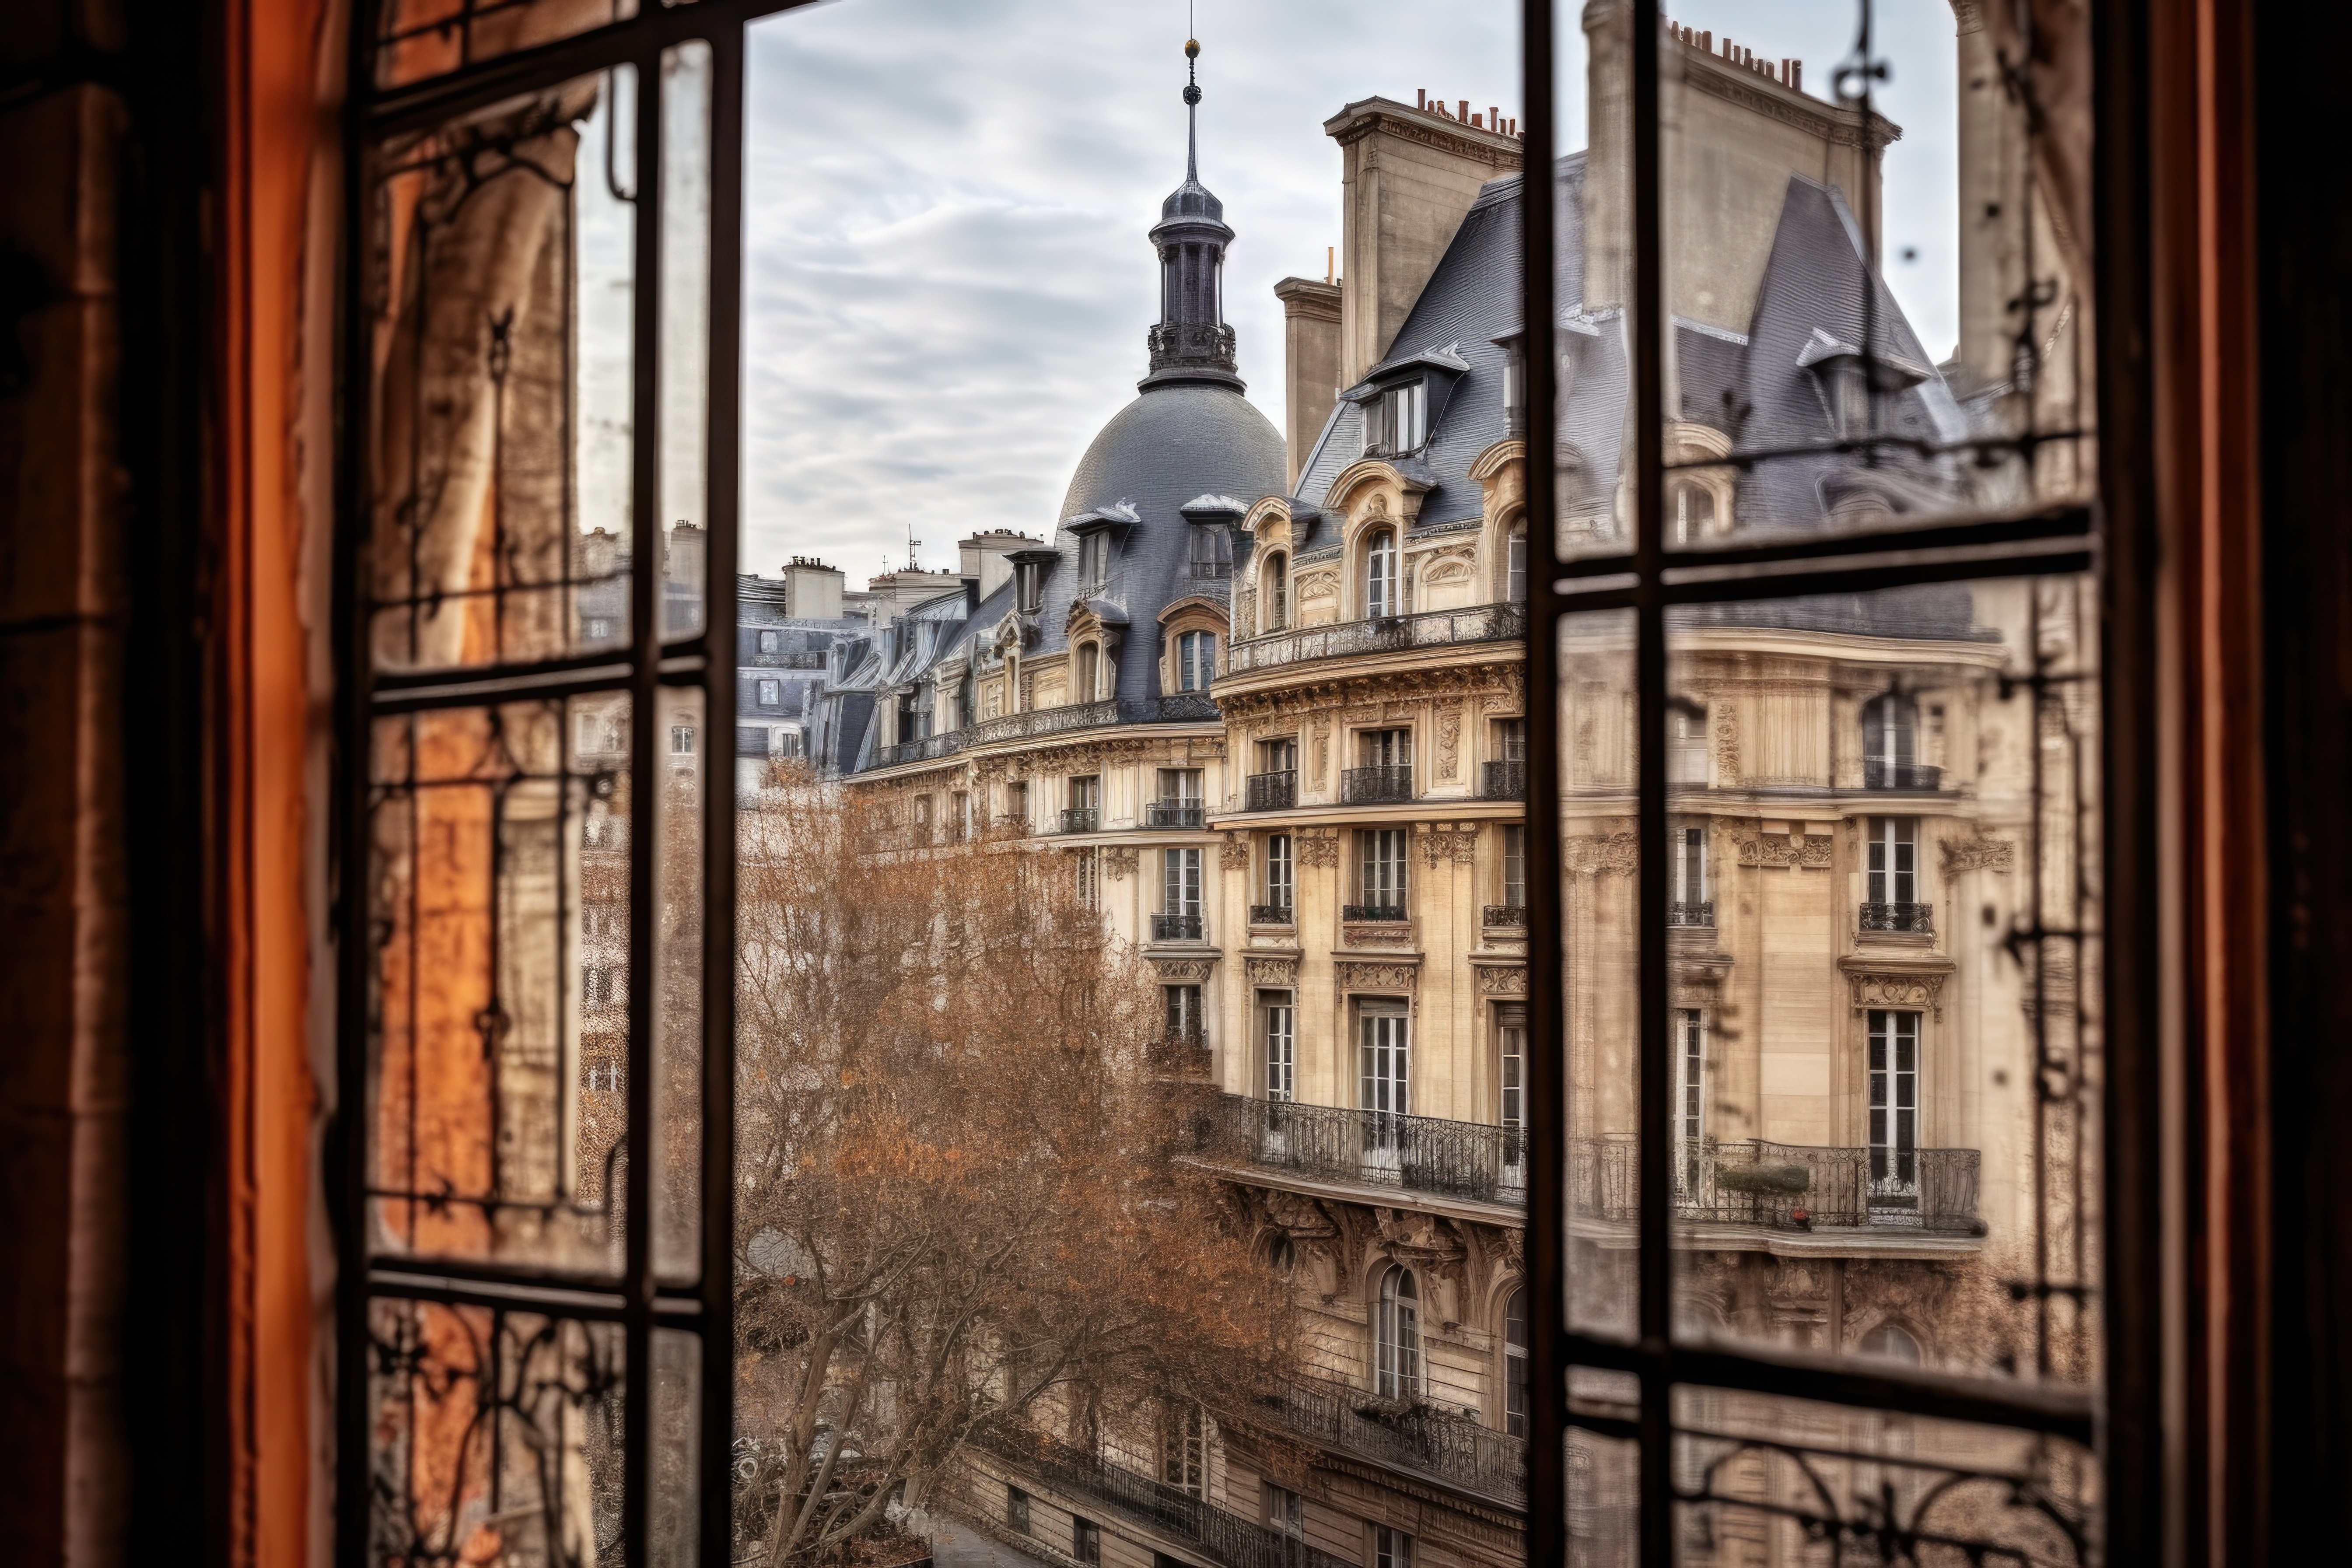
[373,0,638,91]
[368,67,638,675]
[1666,575,2101,1386]
[654,688,703,1281]
[1655,2,2096,546]
[1550,0,1625,561]
[365,1298,624,1564]
[658,42,713,641]
[1561,610,1641,1343]
[367,696,630,1274]
[1670,1386,2096,1564]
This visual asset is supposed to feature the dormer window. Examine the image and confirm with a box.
[1079,532,1111,590]
[1502,338,1526,436]
[1505,524,1527,602]
[1365,527,1399,619]
[1175,630,1215,692]
[1187,524,1232,580]
[1016,561,1042,613]
[1364,380,1426,457]
[1264,552,1289,630]
[1074,642,1100,703]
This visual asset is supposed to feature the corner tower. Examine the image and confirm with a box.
[1142,39,1243,391]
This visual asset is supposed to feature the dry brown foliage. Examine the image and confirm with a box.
[731,767,1292,1565]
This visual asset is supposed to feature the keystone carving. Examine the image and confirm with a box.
[1848,970,1947,1020]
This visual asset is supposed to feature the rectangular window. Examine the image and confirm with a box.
[1499,1005,1526,1197]
[758,628,780,653]
[1070,775,1099,811]
[1360,727,1409,767]
[1006,780,1028,824]
[1502,825,1526,910]
[1360,1008,1409,1122]
[1869,1010,1922,1196]
[1373,1525,1414,1568]
[1260,735,1298,772]
[1176,629,1215,691]
[758,678,780,704]
[1264,993,1295,1101]
[1072,1518,1101,1566]
[1868,816,1920,906]
[1160,1403,1206,1498]
[670,724,695,754]
[1006,1486,1031,1536]
[1163,847,1202,916]
[1264,833,1294,914]
[1671,824,1708,924]
[1165,984,1203,1040]
[1669,703,1709,783]
[1374,381,1424,454]
[1160,766,1203,802]
[1075,848,1099,910]
[1675,1009,1705,1195]
[951,791,970,840]
[1358,828,1409,915]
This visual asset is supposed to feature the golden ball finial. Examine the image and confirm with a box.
[1185,38,1200,58]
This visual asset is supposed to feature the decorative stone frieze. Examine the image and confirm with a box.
[1435,706,1462,778]
[1939,835,2016,875]
[1475,966,1527,997]
[1337,961,1418,993]
[1846,969,1948,1020]
[1219,832,1250,871]
[1418,823,1480,865]
[1343,924,1416,948]
[1563,832,1640,876]
[1736,831,1834,868]
[1152,957,1216,983]
[1244,956,1299,986]
[1297,830,1341,868]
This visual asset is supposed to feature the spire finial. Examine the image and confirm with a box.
[1182,34,1201,182]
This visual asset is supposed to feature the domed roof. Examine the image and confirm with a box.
[1059,382,1282,526]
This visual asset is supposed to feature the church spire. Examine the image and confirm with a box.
[1142,34,1243,392]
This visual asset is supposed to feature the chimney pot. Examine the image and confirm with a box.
[1417,88,1426,108]
[1701,30,1711,50]
[1459,99,1470,121]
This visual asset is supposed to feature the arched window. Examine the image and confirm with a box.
[1074,642,1099,703]
[1671,480,1717,545]
[1504,1288,1529,1438]
[1504,522,1527,603]
[1862,692,1918,788]
[1859,1323,1923,1365]
[1264,552,1289,630]
[1364,528,1398,619]
[1375,1266,1420,1398]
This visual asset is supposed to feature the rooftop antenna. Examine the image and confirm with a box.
[906,522,923,572]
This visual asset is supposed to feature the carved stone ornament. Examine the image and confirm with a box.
[1343,924,1416,948]
[1298,830,1340,868]
[1737,832,1834,868]
[1476,966,1528,996]
[1939,835,2016,875]
[1564,832,1640,876]
[1101,846,1139,881]
[1435,706,1462,779]
[1153,957,1216,983]
[1372,1207,1469,1280]
[1338,961,1418,993]
[1219,832,1250,872]
[1244,956,1299,986]
[1848,970,1947,1020]
[1418,825,1480,866]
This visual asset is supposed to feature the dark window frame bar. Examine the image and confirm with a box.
[1517,3,2157,1566]
[335,5,798,1565]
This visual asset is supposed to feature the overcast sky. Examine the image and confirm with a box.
[734,0,1962,584]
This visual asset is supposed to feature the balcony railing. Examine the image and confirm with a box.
[1227,602,1527,675]
[1190,1094,1526,1207]
[1483,904,1527,928]
[1481,758,1526,800]
[1270,1374,1526,1508]
[965,1430,1356,1568]
[874,731,963,768]
[1859,900,1933,934]
[1249,903,1294,926]
[1145,799,1205,829]
[1245,770,1296,811]
[1862,760,1943,790]
[1340,764,1413,804]
[1152,912,1204,942]
[748,648,826,669]
[1057,807,1100,834]
[1342,904,1408,924]
[1572,1135,1984,1233]
[1669,900,1715,928]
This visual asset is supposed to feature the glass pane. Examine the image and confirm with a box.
[659,42,713,642]
[1561,611,1640,1342]
[1570,1424,1640,1568]
[365,1298,625,1566]
[374,0,638,91]
[368,67,639,674]
[652,1329,701,1568]
[367,696,630,1274]
[739,4,1529,1563]
[654,687,703,1281]
[1666,574,2101,1386]
[1553,0,1629,560]
[1670,1386,2096,1564]
[1656,1,2095,546]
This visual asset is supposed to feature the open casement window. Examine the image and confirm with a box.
[1536,2,2119,1561]
[338,10,767,1564]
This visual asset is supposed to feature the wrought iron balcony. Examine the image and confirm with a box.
[1481,759,1526,800]
[970,696,1120,747]
[1271,1374,1526,1509]
[1343,904,1409,924]
[1862,760,1943,790]
[1859,900,1933,934]
[966,1429,1356,1568]
[1245,770,1296,811]
[1341,764,1413,804]
[1145,799,1205,829]
[1056,807,1099,834]
[1482,904,1527,928]
[1572,1135,1983,1234]
[874,731,963,768]
[1226,602,1528,675]
[1152,912,1204,942]
[1189,1094,1527,1207]
[1249,903,1294,926]
[1669,900,1715,928]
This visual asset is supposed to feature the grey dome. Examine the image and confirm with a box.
[1060,382,1282,524]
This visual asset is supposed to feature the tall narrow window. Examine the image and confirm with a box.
[1499,1004,1526,1198]
[1504,1288,1530,1438]
[1866,817,1926,932]
[1863,691,1922,788]
[1674,1009,1706,1195]
[1263,833,1294,918]
[1364,527,1398,618]
[1074,641,1099,703]
[1075,847,1099,910]
[1668,704,1709,783]
[1158,847,1203,941]
[1264,552,1289,630]
[1501,825,1526,910]
[1374,1267,1420,1399]
[1267,1485,1304,1567]
[1007,1486,1032,1536]
[1670,825,1709,924]
[1176,629,1215,691]
[1671,480,1717,544]
[1164,984,1203,1040]
[1869,1010,1922,1197]
[1505,523,1527,602]
[1373,1526,1415,1568]
[757,677,780,705]
[1357,828,1409,918]
[1264,994,1295,1102]
[1160,1402,1207,1498]
[1073,1518,1102,1565]
[1360,1006,1410,1163]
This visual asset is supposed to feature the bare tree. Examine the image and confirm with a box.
[731,769,1290,1565]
